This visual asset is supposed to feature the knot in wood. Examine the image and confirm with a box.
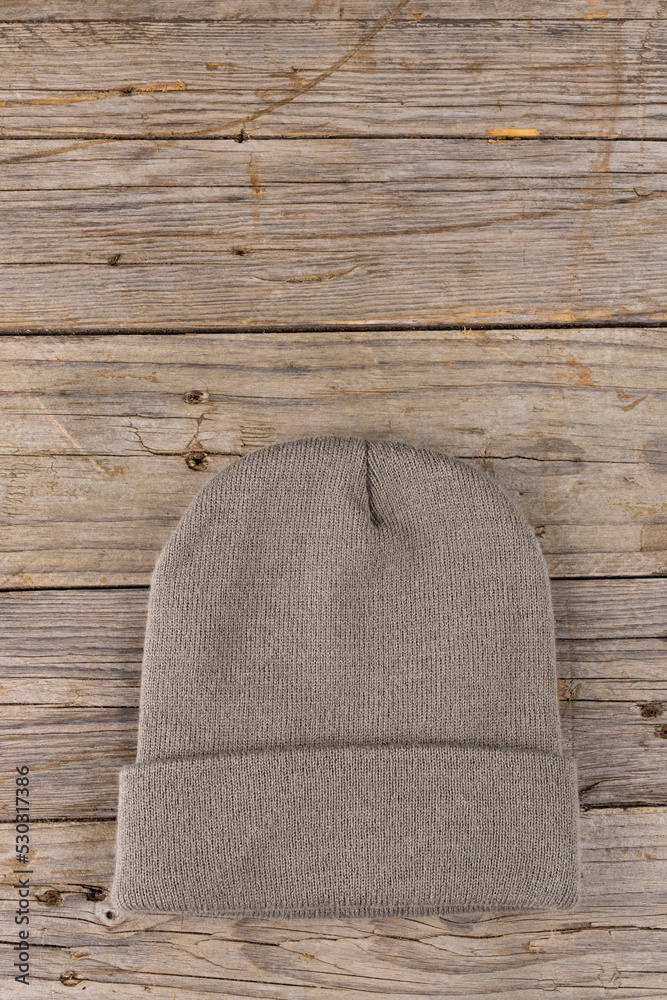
[185,450,209,471]
[183,389,209,404]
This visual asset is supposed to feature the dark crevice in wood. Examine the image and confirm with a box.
[5,320,667,335]
[0,455,656,467]
[580,800,664,811]
[10,815,115,824]
[7,134,667,143]
[3,16,665,22]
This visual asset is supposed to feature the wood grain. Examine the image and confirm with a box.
[5,136,667,188]
[1,15,667,139]
[0,589,145,679]
[2,330,666,584]
[0,810,666,998]
[4,136,667,326]
[5,1,667,20]
[3,143,667,270]
[8,259,667,329]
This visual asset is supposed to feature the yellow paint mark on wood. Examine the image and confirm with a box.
[486,127,540,138]
[558,679,582,702]
[567,356,597,387]
[584,10,607,17]
[254,88,285,102]
[622,396,647,411]
[270,69,307,89]
[5,80,186,107]
[9,93,101,106]
[124,80,187,94]
[205,62,232,70]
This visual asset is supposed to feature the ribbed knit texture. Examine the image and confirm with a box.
[109,434,580,917]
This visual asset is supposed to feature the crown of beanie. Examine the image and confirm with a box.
[109,434,580,918]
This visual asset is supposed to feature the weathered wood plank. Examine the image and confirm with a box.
[3,340,665,462]
[5,137,667,189]
[1,330,665,582]
[4,327,666,400]
[2,976,663,1000]
[0,589,145,678]
[4,149,667,270]
[1,16,667,138]
[0,811,665,998]
[6,258,667,328]
[558,639,667,711]
[1,583,665,817]
[553,580,667,639]
[0,678,139,706]
[2,732,135,820]
[4,1,667,21]
[0,143,667,330]
[5,171,667,269]
[4,137,667,327]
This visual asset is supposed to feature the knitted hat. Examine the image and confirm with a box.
[109,434,580,918]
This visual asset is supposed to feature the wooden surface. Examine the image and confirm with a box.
[1,330,666,584]
[1,1,666,996]
[1,809,666,999]
[3,1,667,329]
[5,138,667,328]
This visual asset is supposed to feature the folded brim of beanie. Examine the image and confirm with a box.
[109,741,580,918]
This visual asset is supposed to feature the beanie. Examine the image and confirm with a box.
[109,434,580,918]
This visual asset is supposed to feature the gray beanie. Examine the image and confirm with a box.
[109,434,580,917]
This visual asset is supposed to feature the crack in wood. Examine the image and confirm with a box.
[0,0,411,165]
